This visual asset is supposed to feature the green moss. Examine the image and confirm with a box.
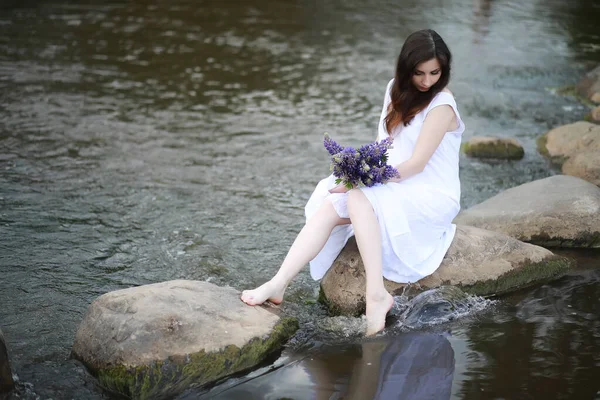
[529,230,600,248]
[555,85,579,97]
[318,286,343,316]
[536,134,549,158]
[94,317,298,399]
[317,286,328,307]
[583,112,600,125]
[553,85,597,107]
[536,134,569,166]
[463,140,524,160]
[459,256,573,297]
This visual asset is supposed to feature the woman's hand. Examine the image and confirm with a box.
[328,183,351,194]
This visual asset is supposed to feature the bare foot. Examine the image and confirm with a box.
[240,280,286,306]
[365,291,394,336]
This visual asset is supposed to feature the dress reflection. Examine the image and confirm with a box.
[201,332,456,399]
[343,333,455,400]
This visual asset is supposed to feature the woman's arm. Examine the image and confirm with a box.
[389,105,456,182]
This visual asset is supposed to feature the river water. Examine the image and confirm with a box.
[0,0,599,399]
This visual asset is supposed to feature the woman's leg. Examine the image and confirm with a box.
[241,200,349,306]
[347,189,394,336]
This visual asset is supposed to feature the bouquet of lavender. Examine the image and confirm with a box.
[323,133,399,189]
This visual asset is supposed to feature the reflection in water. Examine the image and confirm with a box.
[343,333,455,400]
[471,0,493,43]
[458,267,600,399]
[201,332,455,399]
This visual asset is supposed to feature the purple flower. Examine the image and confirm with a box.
[324,133,344,156]
[323,133,399,188]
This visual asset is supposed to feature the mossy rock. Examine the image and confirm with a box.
[72,280,299,399]
[462,136,524,160]
[319,226,572,316]
[93,318,298,399]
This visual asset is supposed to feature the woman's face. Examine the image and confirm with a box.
[411,58,442,92]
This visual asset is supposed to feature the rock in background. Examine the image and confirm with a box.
[537,121,600,186]
[319,226,571,316]
[0,328,14,394]
[462,136,524,160]
[72,280,298,400]
[576,64,600,104]
[455,175,600,247]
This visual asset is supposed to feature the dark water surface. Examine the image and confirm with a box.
[0,0,599,398]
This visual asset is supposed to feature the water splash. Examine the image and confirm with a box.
[312,286,495,340]
[393,286,496,330]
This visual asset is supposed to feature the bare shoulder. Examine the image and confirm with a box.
[441,87,454,96]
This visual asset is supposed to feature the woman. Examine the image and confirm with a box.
[241,29,465,336]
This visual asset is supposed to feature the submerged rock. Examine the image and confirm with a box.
[454,175,600,248]
[537,121,600,185]
[319,226,571,316]
[0,328,14,394]
[576,65,600,104]
[462,136,524,160]
[72,280,298,400]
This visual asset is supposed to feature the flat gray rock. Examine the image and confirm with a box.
[72,280,298,399]
[320,225,571,316]
[454,175,600,247]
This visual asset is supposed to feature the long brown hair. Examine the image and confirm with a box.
[384,29,452,134]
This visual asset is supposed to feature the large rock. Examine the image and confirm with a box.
[576,65,600,103]
[462,136,524,160]
[454,175,600,248]
[72,280,298,400]
[537,122,600,185]
[538,121,600,161]
[0,328,14,394]
[319,226,571,316]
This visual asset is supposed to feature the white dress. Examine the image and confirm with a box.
[305,79,465,283]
